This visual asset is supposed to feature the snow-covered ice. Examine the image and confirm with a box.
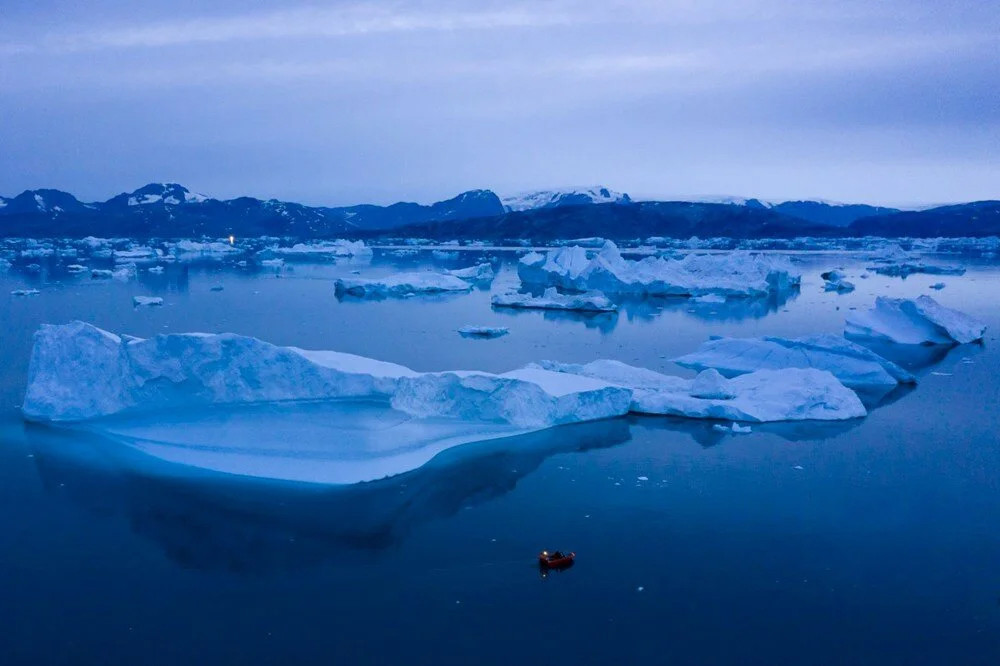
[335,272,473,298]
[270,240,372,259]
[531,360,866,422]
[133,296,163,307]
[674,334,915,389]
[518,241,800,298]
[66,264,87,273]
[491,287,618,312]
[845,296,987,345]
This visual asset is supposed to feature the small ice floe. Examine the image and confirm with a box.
[270,239,372,259]
[930,372,952,377]
[92,264,134,280]
[132,296,163,307]
[147,266,165,274]
[447,263,495,282]
[66,264,87,273]
[845,295,986,345]
[491,287,618,313]
[869,262,965,278]
[637,476,649,481]
[11,289,40,296]
[458,326,509,339]
[712,422,752,434]
[793,465,804,470]
[210,285,225,292]
[929,282,946,290]
[431,250,459,261]
[821,270,855,293]
[335,272,473,298]
[259,258,284,268]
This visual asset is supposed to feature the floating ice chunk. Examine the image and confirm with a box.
[821,270,855,293]
[133,296,163,307]
[867,255,965,277]
[929,282,946,290]
[448,263,495,282]
[674,334,915,389]
[91,266,134,280]
[66,264,88,273]
[431,250,459,261]
[491,287,618,312]
[114,247,158,264]
[22,322,630,429]
[518,241,800,298]
[690,293,727,304]
[259,258,285,267]
[713,422,752,434]
[458,326,509,339]
[11,289,40,296]
[532,359,866,422]
[210,285,224,292]
[845,296,986,345]
[335,272,473,298]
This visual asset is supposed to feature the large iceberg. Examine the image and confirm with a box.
[532,360,866,422]
[674,334,915,389]
[22,322,631,429]
[334,272,473,298]
[491,287,618,312]
[845,296,986,345]
[270,240,372,259]
[518,241,800,298]
[447,263,495,282]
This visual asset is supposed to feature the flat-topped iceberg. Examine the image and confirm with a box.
[270,240,372,259]
[335,272,473,298]
[491,287,618,312]
[518,241,800,298]
[674,334,915,389]
[868,262,965,278]
[132,296,163,307]
[532,360,866,422]
[22,322,630,429]
[846,296,986,345]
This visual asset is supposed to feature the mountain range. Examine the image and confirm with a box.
[0,183,996,239]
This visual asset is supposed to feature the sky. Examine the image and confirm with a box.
[1,0,997,207]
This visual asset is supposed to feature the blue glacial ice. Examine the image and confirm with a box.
[845,296,986,345]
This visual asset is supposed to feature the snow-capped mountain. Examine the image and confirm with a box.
[105,183,210,207]
[0,189,92,215]
[502,187,631,212]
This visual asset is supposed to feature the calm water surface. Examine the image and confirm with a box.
[1,249,998,664]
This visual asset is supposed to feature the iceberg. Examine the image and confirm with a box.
[11,288,40,296]
[674,334,915,389]
[133,296,163,307]
[66,264,88,273]
[169,240,240,258]
[457,326,509,339]
[531,361,866,422]
[447,263,495,282]
[22,322,631,429]
[334,272,473,298]
[518,241,800,298]
[270,240,372,259]
[868,262,965,278]
[821,270,855,293]
[845,296,987,345]
[91,266,134,280]
[491,287,618,312]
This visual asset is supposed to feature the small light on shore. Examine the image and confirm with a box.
[228,235,235,245]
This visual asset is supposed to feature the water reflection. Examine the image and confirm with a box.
[25,418,631,573]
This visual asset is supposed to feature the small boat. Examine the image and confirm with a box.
[538,550,576,569]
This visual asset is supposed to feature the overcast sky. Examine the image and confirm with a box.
[1,0,997,206]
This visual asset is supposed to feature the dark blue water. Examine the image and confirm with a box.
[1,248,999,664]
